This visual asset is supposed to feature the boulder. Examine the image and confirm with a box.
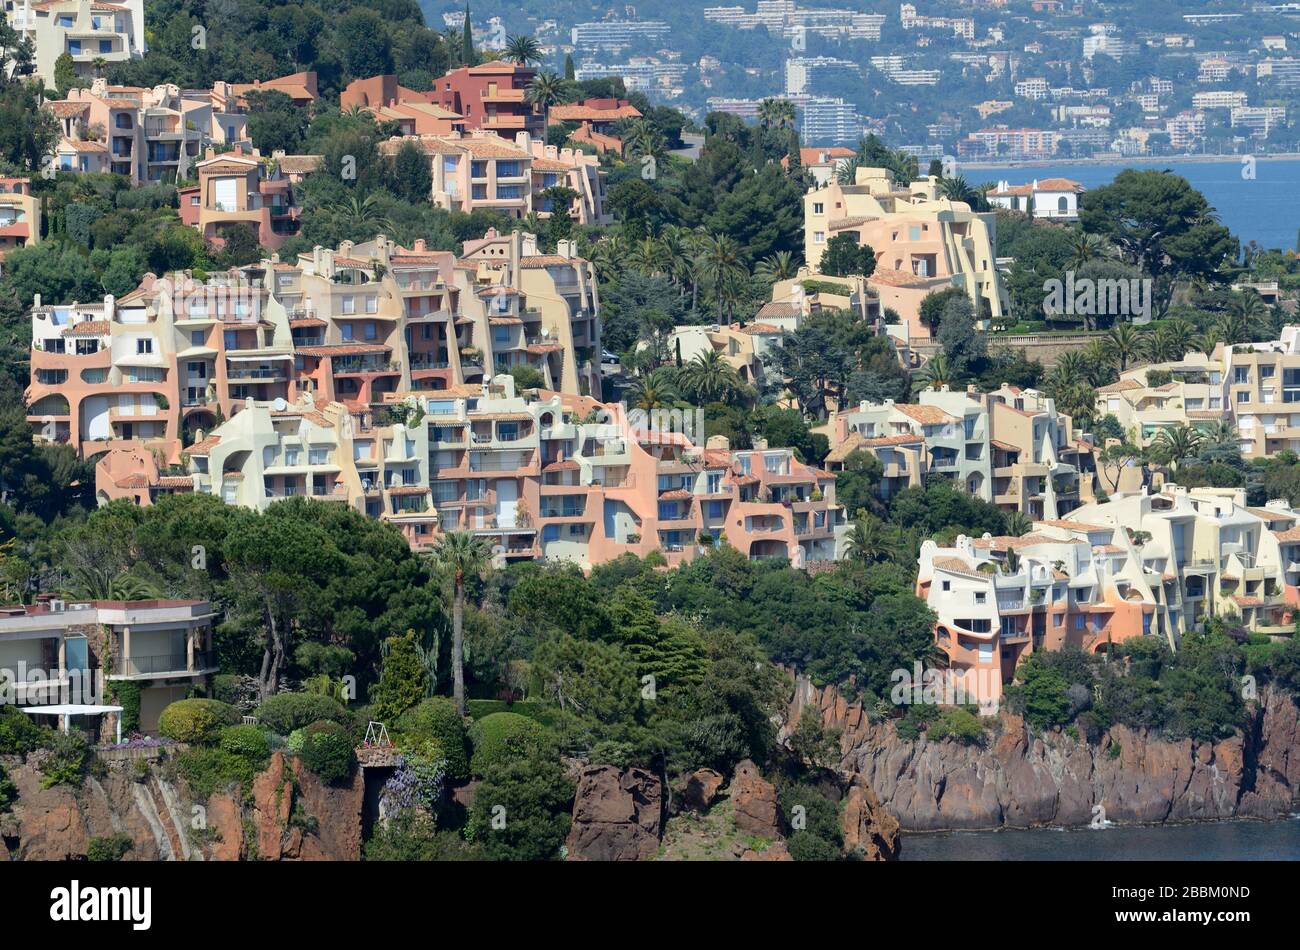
[731,759,781,839]
[841,778,901,861]
[565,765,663,861]
[681,768,724,812]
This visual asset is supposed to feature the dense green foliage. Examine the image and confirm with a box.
[158,699,241,745]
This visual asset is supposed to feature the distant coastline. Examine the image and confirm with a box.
[962,153,1300,170]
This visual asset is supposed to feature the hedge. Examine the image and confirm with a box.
[298,720,355,785]
[468,712,549,777]
[218,724,271,767]
[158,699,240,745]
[254,693,350,736]
[396,698,469,780]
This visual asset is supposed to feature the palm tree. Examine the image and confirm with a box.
[65,566,160,602]
[938,175,981,208]
[586,235,624,284]
[680,349,745,405]
[1069,232,1105,269]
[695,233,748,325]
[327,193,393,237]
[1149,319,1194,363]
[1052,381,1098,428]
[526,71,567,133]
[623,118,667,164]
[627,236,667,276]
[755,250,798,283]
[1214,311,1249,346]
[1104,322,1147,372]
[756,97,796,130]
[1081,339,1114,386]
[1192,330,1221,358]
[627,368,679,411]
[835,159,859,185]
[1153,425,1203,473]
[426,531,493,715]
[919,353,954,388]
[1202,419,1239,449]
[1005,511,1032,537]
[504,34,543,65]
[1052,349,1091,388]
[844,516,892,563]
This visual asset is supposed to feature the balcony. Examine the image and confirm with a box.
[113,650,214,678]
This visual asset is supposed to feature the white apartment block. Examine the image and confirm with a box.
[5,0,146,83]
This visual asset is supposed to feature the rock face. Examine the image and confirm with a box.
[731,759,782,839]
[566,765,664,861]
[741,840,792,861]
[788,676,1300,831]
[1,747,365,862]
[841,777,901,861]
[681,768,724,812]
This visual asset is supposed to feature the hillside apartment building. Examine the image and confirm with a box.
[134,374,848,569]
[26,231,602,472]
[803,167,1008,339]
[0,598,215,735]
[377,130,608,225]
[1097,328,1300,460]
[49,73,319,185]
[343,63,545,141]
[0,177,41,269]
[824,384,1104,519]
[919,484,1298,709]
[176,146,318,250]
[4,0,145,84]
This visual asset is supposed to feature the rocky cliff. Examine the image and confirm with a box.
[0,749,363,861]
[787,678,1300,831]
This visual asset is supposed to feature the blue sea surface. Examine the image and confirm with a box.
[968,159,1300,253]
[900,817,1300,860]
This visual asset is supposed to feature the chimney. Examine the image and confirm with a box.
[414,238,427,252]
[753,437,768,451]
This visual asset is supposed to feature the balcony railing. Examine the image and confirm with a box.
[116,650,211,676]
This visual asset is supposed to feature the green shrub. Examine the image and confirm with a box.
[87,833,134,862]
[175,747,260,799]
[396,698,470,780]
[218,724,270,767]
[107,681,142,734]
[158,699,239,745]
[40,732,89,788]
[468,712,549,776]
[0,704,47,755]
[298,720,355,785]
[371,631,429,724]
[254,693,350,736]
[286,728,307,754]
[926,708,986,744]
[0,761,16,812]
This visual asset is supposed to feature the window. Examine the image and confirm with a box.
[813,231,825,244]
[341,296,355,314]
[191,330,205,346]
[975,591,986,604]
[941,580,951,592]
[341,324,354,341]
[136,338,153,355]
[99,40,111,53]
[812,202,824,214]
[1237,391,1249,404]
[365,296,378,314]
[1235,367,1249,384]
[363,322,377,340]
[58,14,74,27]
[285,448,300,466]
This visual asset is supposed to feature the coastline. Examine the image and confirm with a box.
[961,153,1300,170]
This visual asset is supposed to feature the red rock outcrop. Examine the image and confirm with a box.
[788,675,1300,831]
[565,765,664,861]
[731,759,782,839]
[841,777,901,860]
[681,768,724,812]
